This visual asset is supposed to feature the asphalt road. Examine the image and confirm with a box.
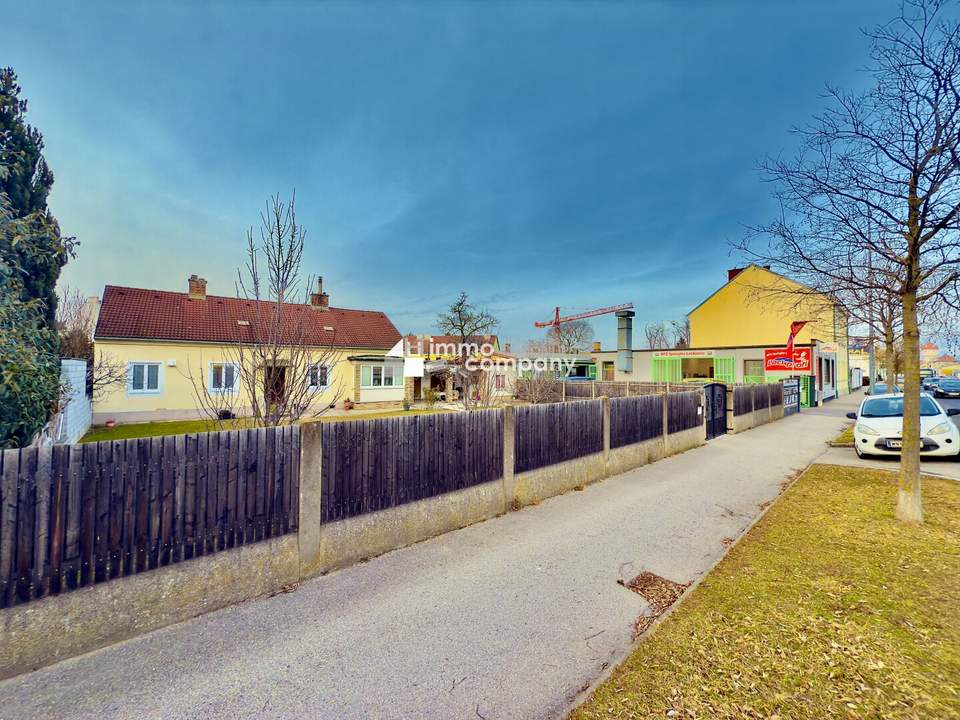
[0,397,861,720]
[938,395,960,422]
[819,391,960,480]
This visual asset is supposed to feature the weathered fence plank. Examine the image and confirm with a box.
[667,391,702,434]
[609,395,663,449]
[0,425,299,609]
[514,399,604,473]
[320,411,502,522]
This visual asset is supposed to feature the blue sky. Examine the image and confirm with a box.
[2,1,899,348]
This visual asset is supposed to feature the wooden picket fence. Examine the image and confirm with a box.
[320,410,503,522]
[0,426,299,607]
[0,393,712,609]
[514,399,605,473]
[609,395,664,449]
[733,383,785,416]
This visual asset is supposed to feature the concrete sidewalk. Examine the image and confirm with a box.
[0,397,859,720]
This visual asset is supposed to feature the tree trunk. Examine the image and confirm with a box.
[883,322,897,389]
[897,289,923,523]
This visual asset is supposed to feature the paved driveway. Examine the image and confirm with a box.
[0,398,858,720]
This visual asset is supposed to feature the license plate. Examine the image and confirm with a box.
[886,440,902,449]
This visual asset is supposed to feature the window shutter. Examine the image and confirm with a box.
[361,365,372,387]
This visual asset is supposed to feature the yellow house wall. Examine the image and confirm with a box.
[689,265,850,395]
[93,340,387,422]
[689,266,836,347]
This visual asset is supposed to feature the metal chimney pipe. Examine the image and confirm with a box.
[616,310,635,373]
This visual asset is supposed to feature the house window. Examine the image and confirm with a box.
[129,362,161,394]
[361,364,404,388]
[308,364,329,390]
[495,373,505,390]
[744,359,764,378]
[209,362,238,393]
[383,364,398,387]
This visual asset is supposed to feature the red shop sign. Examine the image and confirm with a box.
[764,347,812,373]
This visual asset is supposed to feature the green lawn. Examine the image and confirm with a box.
[572,465,960,720]
[80,408,451,443]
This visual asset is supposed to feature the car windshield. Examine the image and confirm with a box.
[861,396,941,418]
[941,380,960,389]
[873,384,899,393]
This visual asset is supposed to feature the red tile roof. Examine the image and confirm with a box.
[95,285,401,349]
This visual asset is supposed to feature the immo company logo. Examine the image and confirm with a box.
[386,338,576,376]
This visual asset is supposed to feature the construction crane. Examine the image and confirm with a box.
[533,302,635,329]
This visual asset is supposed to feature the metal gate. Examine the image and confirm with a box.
[704,382,727,440]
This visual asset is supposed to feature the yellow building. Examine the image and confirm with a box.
[92,276,403,424]
[686,264,850,398]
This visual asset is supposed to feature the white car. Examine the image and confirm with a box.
[846,393,960,458]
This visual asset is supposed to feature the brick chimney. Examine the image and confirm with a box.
[592,341,601,353]
[309,277,330,311]
[728,265,770,281]
[188,274,207,300]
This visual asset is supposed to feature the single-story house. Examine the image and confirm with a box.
[92,275,403,423]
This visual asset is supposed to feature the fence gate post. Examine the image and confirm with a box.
[501,406,515,510]
[601,396,610,476]
[298,422,324,577]
[661,390,669,455]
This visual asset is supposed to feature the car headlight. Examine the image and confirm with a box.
[856,423,880,436]
[929,422,952,435]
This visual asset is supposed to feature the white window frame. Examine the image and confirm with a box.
[208,361,240,394]
[128,361,163,395]
[308,363,329,391]
[361,363,404,388]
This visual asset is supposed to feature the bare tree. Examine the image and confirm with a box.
[738,0,960,522]
[436,291,498,410]
[525,320,593,354]
[643,322,670,350]
[512,372,562,404]
[56,285,126,401]
[670,318,691,349]
[188,193,342,428]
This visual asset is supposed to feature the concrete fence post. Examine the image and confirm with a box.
[661,390,669,455]
[298,422,324,577]
[601,396,610,476]
[502,406,516,510]
[591,381,596,399]
[726,386,735,432]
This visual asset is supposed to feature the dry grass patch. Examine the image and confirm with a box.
[834,424,855,445]
[572,465,960,720]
